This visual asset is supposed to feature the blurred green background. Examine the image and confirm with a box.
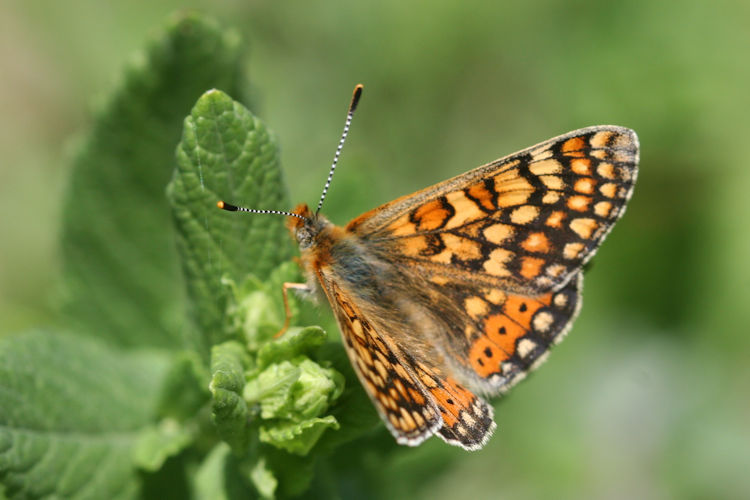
[1,1,748,499]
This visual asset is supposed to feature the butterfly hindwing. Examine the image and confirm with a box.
[409,360,496,450]
[459,273,582,391]
[347,126,638,294]
[321,279,442,445]
[320,273,497,449]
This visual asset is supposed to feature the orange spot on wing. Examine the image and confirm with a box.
[574,177,596,194]
[484,314,525,355]
[545,210,566,228]
[426,375,477,427]
[521,232,551,253]
[470,291,555,376]
[467,181,496,211]
[408,387,426,405]
[413,199,450,231]
[562,136,586,153]
[520,256,545,279]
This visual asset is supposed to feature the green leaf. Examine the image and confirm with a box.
[0,331,170,499]
[168,89,292,350]
[132,420,193,472]
[259,416,340,456]
[245,352,344,456]
[256,326,327,370]
[192,443,255,500]
[156,350,211,421]
[224,262,303,351]
[247,457,277,499]
[244,361,301,420]
[59,13,250,350]
[209,341,253,454]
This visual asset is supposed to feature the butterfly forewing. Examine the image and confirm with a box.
[347,126,638,294]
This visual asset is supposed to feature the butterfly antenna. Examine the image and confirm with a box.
[216,200,309,222]
[315,84,363,215]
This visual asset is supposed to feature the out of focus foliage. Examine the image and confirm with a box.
[1,1,748,499]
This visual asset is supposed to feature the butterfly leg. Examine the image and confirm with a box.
[275,282,311,338]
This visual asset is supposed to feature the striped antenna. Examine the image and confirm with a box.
[216,200,309,222]
[316,84,363,215]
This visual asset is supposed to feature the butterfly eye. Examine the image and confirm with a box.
[296,228,313,249]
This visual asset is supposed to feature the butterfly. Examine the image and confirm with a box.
[218,84,639,450]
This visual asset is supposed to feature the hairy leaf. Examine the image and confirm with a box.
[0,331,170,499]
[59,13,249,350]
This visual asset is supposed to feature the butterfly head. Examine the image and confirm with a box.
[287,203,331,250]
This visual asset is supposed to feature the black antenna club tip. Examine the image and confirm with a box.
[350,84,364,112]
[217,200,238,211]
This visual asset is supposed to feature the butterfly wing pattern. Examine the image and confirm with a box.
[285,125,638,450]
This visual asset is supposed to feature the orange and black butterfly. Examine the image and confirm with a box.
[219,85,639,450]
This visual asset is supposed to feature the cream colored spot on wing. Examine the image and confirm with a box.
[568,195,592,212]
[533,311,554,333]
[400,408,417,430]
[517,338,537,358]
[539,175,564,190]
[484,289,507,305]
[364,379,377,397]
[442,233,483,261]
[597,162,616,179]
[389,388,400,402]
[510,205,540,224]
[590,130,614,148]
[496,190,531,208]
[494,168,532,192]
[430,275,449,286]
[394,363,410,381]
[351,320,366,341]
[483,223,514,244]
[546,210,566,228]
[355,343,373,365]
[465,296,490,320]
[570,218,598,239]
[461,411,476,427]
[394,379,408,398]
[542,192,561,204]
[445,190,485,229]
[563,242,585,260]
[535,276,553,289]
[570,158,592,175]
[413,411,425,428]
[388,216,416,237]
[399,236,429,257]
[529,159,563,176]
[600,182,618,198]
[591,150,607,160]
[594,201,613,217]
[389,413,400,428]
[575,177,595,194]
[483,249,513,277]
[430,249,454,264]
[553,292,568,308]
[528,145,554,160]
[546,263,566,277]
